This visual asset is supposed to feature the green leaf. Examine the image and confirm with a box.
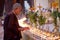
[38,15,46,25]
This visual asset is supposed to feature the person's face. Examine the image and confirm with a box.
[14,6,22,15]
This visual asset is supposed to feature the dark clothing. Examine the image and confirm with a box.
[4,12,22,40]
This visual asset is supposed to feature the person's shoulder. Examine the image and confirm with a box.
[8,12,13,15]
[7,12,15,17]
[5,12,14,18]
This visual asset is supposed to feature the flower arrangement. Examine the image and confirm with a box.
[28,10,38,27]
[28,11,46,28]
[27,3,47,28]
[52,9,58,26]
[51,8,60,33]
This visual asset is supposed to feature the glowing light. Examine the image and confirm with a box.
[18,17,30,27]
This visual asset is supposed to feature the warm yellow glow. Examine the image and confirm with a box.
[38,6,42,8]
[52,2,58,8]
[18,17,30,27]
[29,7,36,11]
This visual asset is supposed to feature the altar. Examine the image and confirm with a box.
[21,27,60,40]
[17,0,60,40]
[18,12,60,40]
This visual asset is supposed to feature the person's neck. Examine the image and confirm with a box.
[12,11,17,15]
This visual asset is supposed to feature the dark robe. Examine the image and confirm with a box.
[4,12,22,40]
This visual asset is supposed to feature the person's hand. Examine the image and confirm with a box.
[23,27,30,30]
[18,27,30,31]
[18,28,24,31]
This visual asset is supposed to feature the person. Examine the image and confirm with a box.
[4,3,26,40]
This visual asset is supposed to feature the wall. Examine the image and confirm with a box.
[35,0,49,9]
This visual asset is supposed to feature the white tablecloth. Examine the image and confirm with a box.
[21,28,59,40]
